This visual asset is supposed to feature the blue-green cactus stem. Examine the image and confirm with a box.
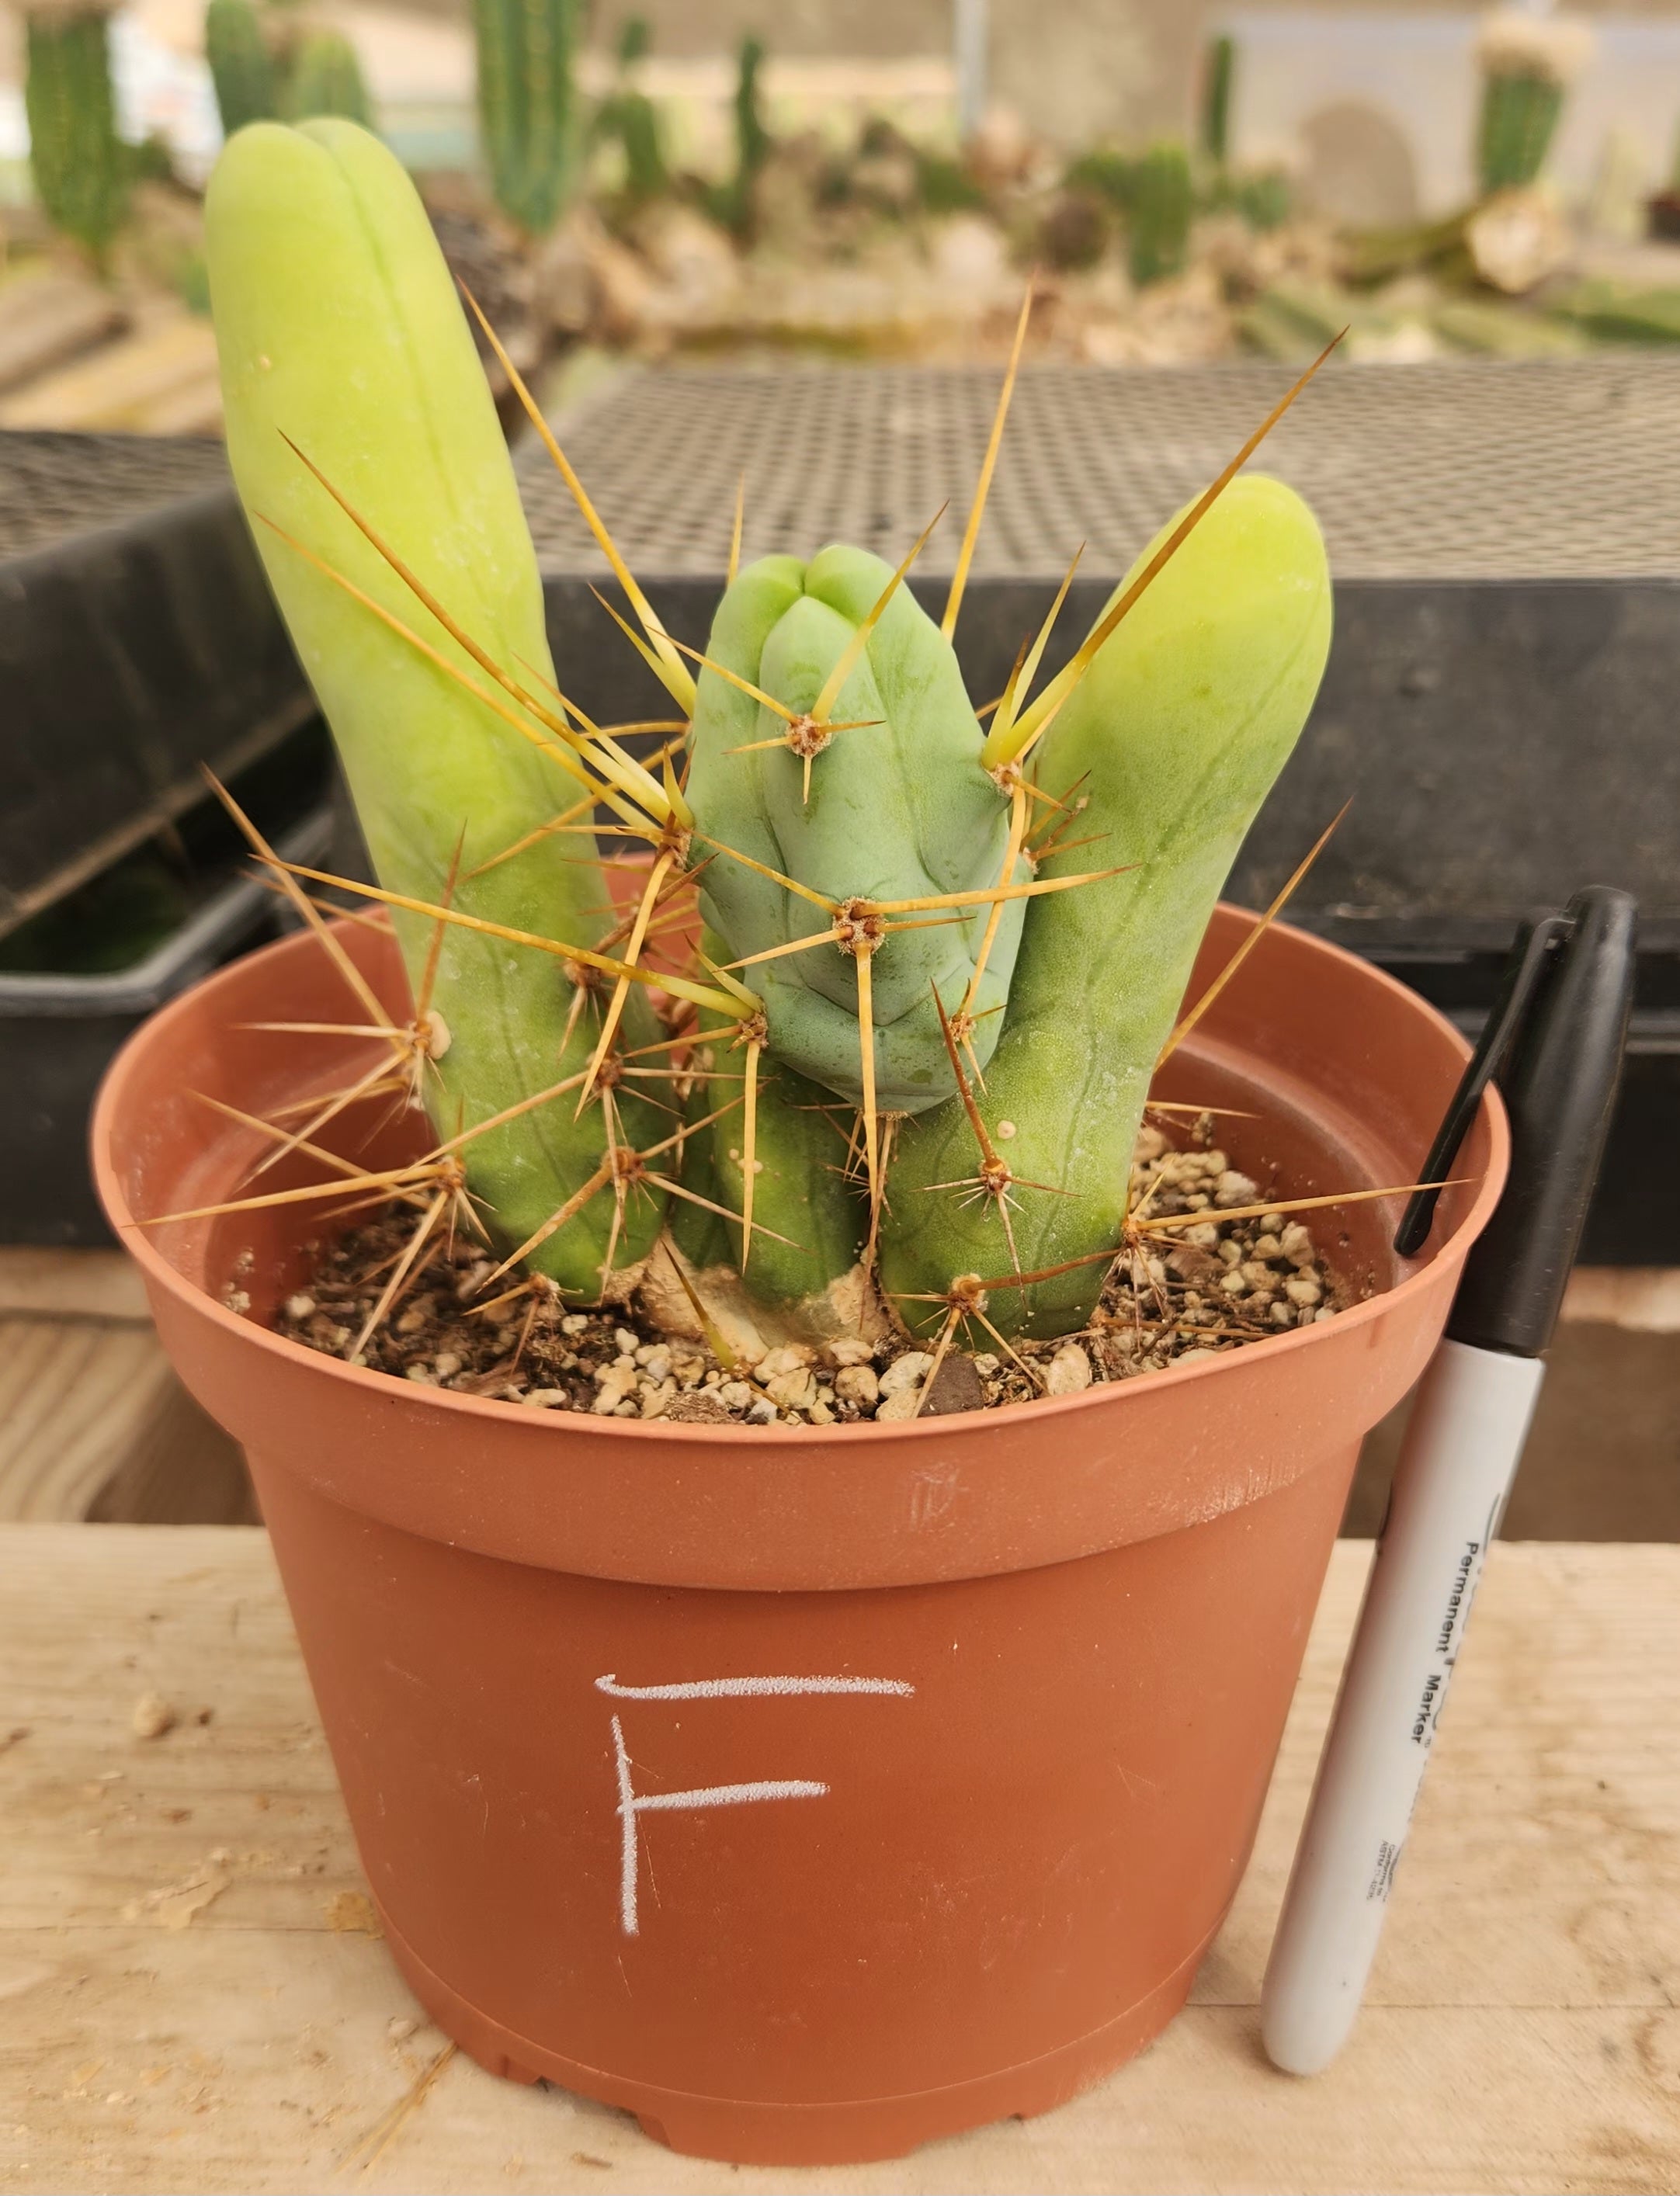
[685,547,1030,1114]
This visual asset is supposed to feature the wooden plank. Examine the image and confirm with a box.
[0,1323,177,1521]
[0,317,219,434]
[135,374,224,439]
[0,269,125,397]
[0,1254,252,1523]
[1349,1317,1680,1541]
[1564,1266,1680,1332]
[0,1249,152,1324]
[1,1529,1675,2194]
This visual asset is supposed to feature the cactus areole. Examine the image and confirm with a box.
[204,120,1338,1361]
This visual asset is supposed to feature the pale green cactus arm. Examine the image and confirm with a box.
[878,475,1332,1338]
[205,118,670,1295]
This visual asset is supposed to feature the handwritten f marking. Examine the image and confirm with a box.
[597,1673,915,1938]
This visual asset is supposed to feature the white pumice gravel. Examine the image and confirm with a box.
[275,1117,1352,1428]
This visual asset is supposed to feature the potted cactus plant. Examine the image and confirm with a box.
[94,119,1508,2167]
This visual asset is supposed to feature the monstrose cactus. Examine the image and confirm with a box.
[204,121,1333,1358]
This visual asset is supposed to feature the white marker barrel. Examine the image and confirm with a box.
[1261,1337,1546,2076]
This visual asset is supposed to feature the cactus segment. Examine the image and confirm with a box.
[706,32,770,239]
[206,0,279,136]
[286,29,373,126]
[686,548,1029,1113]
[879,475,1332,1339]
[1476,68,1564,196]
[24,10,129,265]
[206,119,665,1295]
[592,16,667,204]
[474,0,577,234]
[1128,141,1192,287]
[1201,34,1234,168]
[672,971,872,1334]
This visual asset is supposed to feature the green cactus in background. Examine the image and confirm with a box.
[474,0,577,234]
[1236,168,1291,232]
[286,28,371,125]
[710,32,770,239]
[734,35,770,186]
[1473,10,1591,198]
[24,9,129,266]
[1201,33,1234,169]
[1128,140,1192,286]
[206,0,278,135]
[592,16,667,205]
[1064,147,1137,213]
[1477,67,1563,195]
[203,120,1337,1361]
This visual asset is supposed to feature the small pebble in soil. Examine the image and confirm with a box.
[271,1118,1354,1430]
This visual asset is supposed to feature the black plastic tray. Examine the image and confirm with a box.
[0,431,310,939]
[0,803,331,1247]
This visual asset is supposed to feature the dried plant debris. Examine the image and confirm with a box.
[270,1115,1353,1427]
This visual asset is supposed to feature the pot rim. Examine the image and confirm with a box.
[92,904,1510,1447]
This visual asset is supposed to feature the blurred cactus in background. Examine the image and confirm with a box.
[1200,33,1234,171]
[286,27,372,125]
[1064,147,1137,214]
[1128,141,1192,286]
[709,33,770,240]
[592,16,668,206]
[474,0,578,234]
[206,0,278,135]
[23,6,129,266]
[734,36,771,189]
[1235,168,1291,232]
[206,0,373,144]
[1474,7,1592,196]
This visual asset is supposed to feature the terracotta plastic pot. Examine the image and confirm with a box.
[94,906,1506,2166]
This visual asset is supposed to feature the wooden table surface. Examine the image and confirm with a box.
[2,1528,1676,2196]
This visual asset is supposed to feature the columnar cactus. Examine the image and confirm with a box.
[1474,8,1592,198]
[474,0,576,234]
[592,16,667,206]
[712,32,770,239]
[286,28,371,126]
[1200,33,1234,170]
[206,0,278,136]
[1128,141,1192,286]
[204,120,1335,1355]
[24,6,129,265]
[207,120,671,1295]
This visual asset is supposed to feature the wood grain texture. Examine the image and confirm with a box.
[1,1528,1675,2194]
[0,1323,178,1521]
[0,1254,253,1525]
